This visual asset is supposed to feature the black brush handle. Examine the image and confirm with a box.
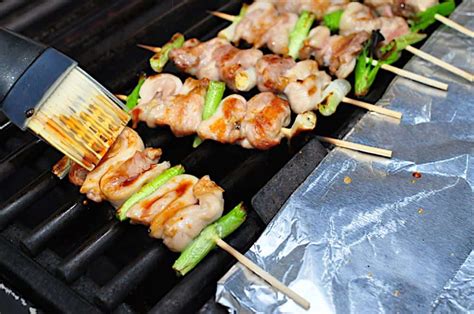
[0,28,46,103]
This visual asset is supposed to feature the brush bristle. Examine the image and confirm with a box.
[27,67,130,171]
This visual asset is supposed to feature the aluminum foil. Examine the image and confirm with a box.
[216,1,474,312]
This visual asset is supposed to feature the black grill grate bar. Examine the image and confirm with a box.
[56,220,125,283]
[149,211,263,314]
[0,139,45,183]
[95,243,167,311]
[20,196,87,256]
[0,171,58,230]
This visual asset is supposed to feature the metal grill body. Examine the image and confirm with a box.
[0,0,448,312]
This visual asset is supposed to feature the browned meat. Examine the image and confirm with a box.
[197,95,247,144]
[365,0,439,17]
[302,26,370,78]
[257,0,350,19]
[68,162,89,186]
[240,92,291,150]
[234,2,279,47]
[256,54,296,93]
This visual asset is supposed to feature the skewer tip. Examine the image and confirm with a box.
[137,44,162,53]
[208,10,236,22]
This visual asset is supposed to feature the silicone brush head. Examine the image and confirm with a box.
[26,67,130,171]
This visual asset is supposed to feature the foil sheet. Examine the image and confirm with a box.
[216,1,474,312]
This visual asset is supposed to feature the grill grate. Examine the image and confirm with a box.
[0,0,449,312]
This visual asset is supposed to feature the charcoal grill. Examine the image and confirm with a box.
[0,0,449,312]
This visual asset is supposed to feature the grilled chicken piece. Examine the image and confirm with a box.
[68,162,89,186]
[256,54,296,93]
[197,95,247,144]
[132,74,183,128]
[240,92,291,150]
[284,71,332,113]
[160,176,224,252]
[126,174,199,225]
[80,127,144,203]
[170,38,228,81]
[100,148,170,208]
[234,2,279,48]
[340,2,409,43]
[301,26,370,79]
[365,0,438,17]
[261,12,298,55]
[214,44,263,91]
[257,0,350,18]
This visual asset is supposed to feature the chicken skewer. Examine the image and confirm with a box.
[225,1,472,82]
[120,74,393,158]
[210,3,449,90]
[139,37,402,119]
[60,126,310,308]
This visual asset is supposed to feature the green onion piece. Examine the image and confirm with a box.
[125,75,146,111]
[323,9,343,32]
[380,32,427,56]
[173,203,247,276]
[288,11,315,59]
[150,33,185,73]
[218,4,248,41]
[117,165,185,221]
[410,0,455,33]
[354,43,383,97]
[193,81,226,148]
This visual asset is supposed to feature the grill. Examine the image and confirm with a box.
[0,0,447,312]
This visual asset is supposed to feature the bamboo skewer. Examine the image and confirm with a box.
[210,11,237,22]
[137,44,161,53]
[405,45,474,82]
[317,136,392,158]
[370,60,449,91]
[435,14,474,38]
[342,97,402,119]
[215,238,311,310]
[115,94,128,101]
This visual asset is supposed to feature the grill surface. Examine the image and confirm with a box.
[0,0,449,312]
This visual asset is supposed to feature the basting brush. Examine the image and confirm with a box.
[0,28,130,171]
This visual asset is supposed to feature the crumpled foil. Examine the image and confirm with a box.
[216,1,474,312]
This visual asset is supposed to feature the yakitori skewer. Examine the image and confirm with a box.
[119,74,393,158]
[318,136,393,158]
[223,1,471,82]
[209,7,449,91]
[59,126,310,309]
[137,42,403,120]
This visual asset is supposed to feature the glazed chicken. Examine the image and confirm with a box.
[340,2,410,43]
[63,128,228,253]
[300,26,371,79]
[127,174,225,252]
[71,127,170,207]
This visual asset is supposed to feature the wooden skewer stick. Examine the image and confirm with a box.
[405,45,474,82]
[317,136,392,158]
[115,94,128,101]
[370,60,449,91]
[137,44,162,53]
[210,11,236,22]
[435,14,474,38]
[215,238,311,310]
[343,97,402,119]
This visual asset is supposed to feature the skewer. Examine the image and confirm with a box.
[115,94,128,101]
[405,45,473,82]
[137,44,161,53]
[370,60,449,91]
[209,11,236,22]
[209,11,452,90]
[434,14,474,38]
[317,136,392,158]
[342,97,402,119]
[215,238,311,310]
[136,43,403,118]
